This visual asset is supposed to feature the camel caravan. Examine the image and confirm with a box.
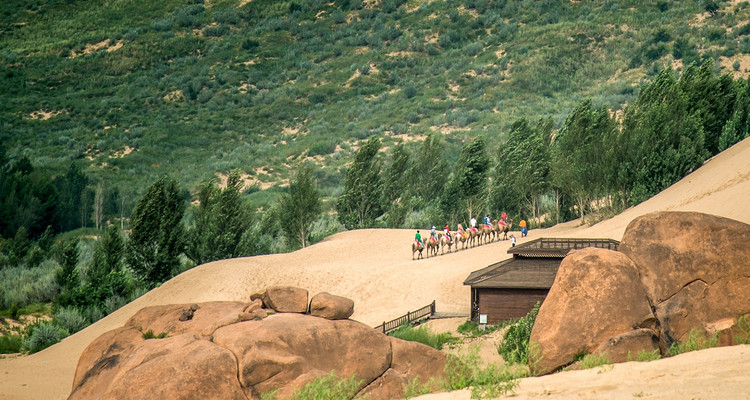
[412,217,514,260]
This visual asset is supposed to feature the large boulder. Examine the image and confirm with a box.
[619,211,750,348]
[70,292,447,400]
[529,248,656,374]
[213,313,392,399]
[252,286,309,313]
[309,292,355,320]
[359,337,447,399]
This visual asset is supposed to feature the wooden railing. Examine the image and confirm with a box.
[374,300,436,334]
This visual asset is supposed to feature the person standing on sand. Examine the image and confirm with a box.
[520,219,528,237]
[510,234,516,247]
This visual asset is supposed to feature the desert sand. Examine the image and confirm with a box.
[1,137,750,400]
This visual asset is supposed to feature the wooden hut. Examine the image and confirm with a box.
[463,237,620,325]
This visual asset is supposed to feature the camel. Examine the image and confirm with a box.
[438,232,454,254]
[425,236,440,257]
[481,223,493,244]
[468,225,482,247]
[412,240,424,260]
[454,225,467,250]
[500,219,514,240]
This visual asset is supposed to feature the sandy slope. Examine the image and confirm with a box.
[1,137,749,400]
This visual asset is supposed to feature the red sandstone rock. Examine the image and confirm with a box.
[619,211,750,348]
[262,286,309,313]
[529,248,655,375]
[309,292,354,320]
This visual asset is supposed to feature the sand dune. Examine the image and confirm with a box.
[1,137,749,400]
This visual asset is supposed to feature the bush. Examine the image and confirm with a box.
[457,320,508,337]
[443,348,520,398]
[578,353,611,369]
[24,322,67,353]
[627,349,662,362]
[388,324,455,350]
[289,371,362,400]
[0,334,24,354]
[54,307,89,334]
[498,302,540,364]
[667,329,718,356]
[142,330,169,339]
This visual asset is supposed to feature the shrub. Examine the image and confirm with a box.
[578,353,611,369]
[0,334,24,354]
[103,295,127,315]
[142,330,169,339]
[457,320,508,337]
[54,307,89,334]
[498,302,540,364]
[735,315,750,344]
[24,322,67,353]
[443,348,520,397]
[290,371,362,400]
[627,349,662,362]
[388,324,455,350]
[667,329,718,356]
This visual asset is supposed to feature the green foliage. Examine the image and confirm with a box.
[457,320,508,337]
[53,306,89,334]
[627,349,662,362]
[279,164,322,248]
[142,329,169,339]
[666,329,719,356]
[387,324,455,350]
[336,137,383,229]
[0,261,60,309]
[127,176,186,286]
[735,315,750,344]
[577,353,611,369]
[408,133,448,203]
[0,333,24,354]
[443,348,520,398]
[498,302,540,365]
[186,170,253,264]
[24,321,67,353]
[441,135,489,223]
[289,371,362,400]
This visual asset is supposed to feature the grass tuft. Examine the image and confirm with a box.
[498,302,540,364]
[627,349,662,362]
[667,329,718,356]
[142,330,169,339]
[290,371,362,400]
[388,324,456,350]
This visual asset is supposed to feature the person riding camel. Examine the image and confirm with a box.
[501,211,508,223]
[457,223,465,239]
[415,230,422,246]
[470,217,477,232]
[430,226,438,242]
[483,214,491,228]
[443,224,452,243]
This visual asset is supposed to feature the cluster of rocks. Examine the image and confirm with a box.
[69,287,446,400]
[530,212,750,374]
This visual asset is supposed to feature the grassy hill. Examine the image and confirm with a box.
[2,0,750,207]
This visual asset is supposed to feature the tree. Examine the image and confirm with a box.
[336,137,384,229]
[127,176,186,286]
[408,133,448,202]
[620,68,707,204]
[552,100,616,223]
[280,164,322,248]
[441,135,489,223]
[94,183,105,231]
[55,162,89,232]
[186,170,253,265]
[382,144,410,227]
[493,118,552,223]
[88,225,127,302]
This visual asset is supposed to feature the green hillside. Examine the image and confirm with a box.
[3,0,749,204]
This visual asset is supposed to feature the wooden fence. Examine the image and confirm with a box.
[374,300,436,334]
